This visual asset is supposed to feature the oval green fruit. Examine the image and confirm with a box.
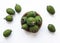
[47,5,55,15]
[27,11,36,17]
[48,24,56,32]
[3,29,12,37]
[6,8,15,15]
[35,16,42,23]
[29,25,39,33]
[4,15,13,22]
[27,17,36,26]
[15,4,21,13]
[22,24,28,30]
[22,16,27,23]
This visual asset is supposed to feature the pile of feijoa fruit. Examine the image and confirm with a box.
[21,11,42,33]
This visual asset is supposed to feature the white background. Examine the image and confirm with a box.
[0,0,60,43]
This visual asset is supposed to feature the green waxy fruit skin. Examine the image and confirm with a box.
[4,15,13,22]
[27,11,36,17]
[27,17,36,26]
[3,29,12,37]
[15,4,21,13]
[22,24,28,30]
[29,25,39,33]
[48,24,56,32]
[6,8,15,15]
[22,16,27,23]
[47,5,55,15]
[35,16,42,23]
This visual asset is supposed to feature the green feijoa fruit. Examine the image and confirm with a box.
[29,25,39,33]
[3,29,12,37]
[22,24,28,30]
[22,16,27,23]
[47,5,55,15]
[35,16,42,23]
[27,11,36,17]
[15,4,21,13]
[48,24,56,32]
[27,17,36,26]
[6,8,15,15]
[4,15,13,22]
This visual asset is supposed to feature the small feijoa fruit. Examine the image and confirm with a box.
[22,24,28,30]
[47,5,55,15]
[6,8,15,15]
[3,29,12,37]
[27,17,36,26]
[4,15,13,22]
[35,16,42,23]
[29,25,39,33]
[48,24,56,32]
[27,11,36,17]
[22,16,27,23]
[15,4,21,13]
